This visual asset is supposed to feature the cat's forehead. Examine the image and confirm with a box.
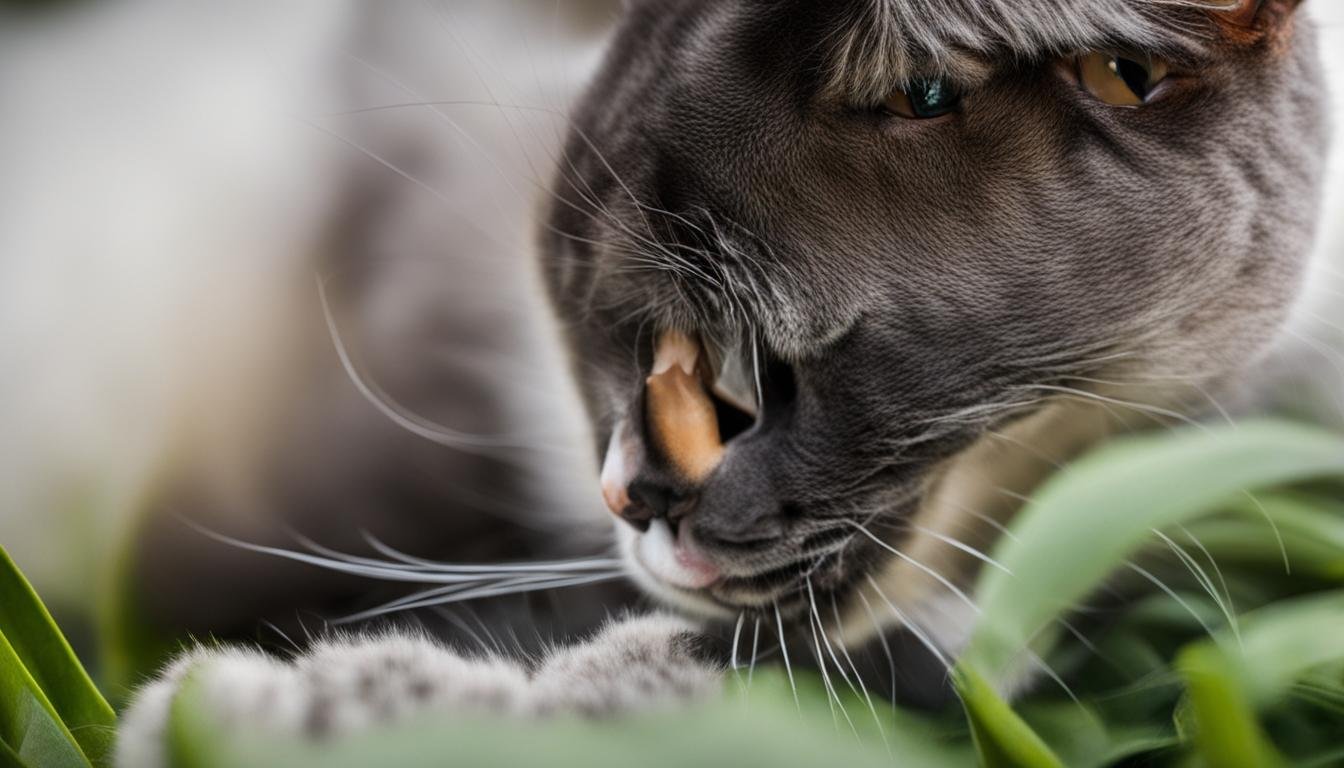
[825,0,1219,100]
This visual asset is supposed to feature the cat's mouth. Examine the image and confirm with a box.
[602,329,864,618]
[616,513,862,620]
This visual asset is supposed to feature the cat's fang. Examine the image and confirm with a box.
[646,332,725,483]
[651,329,701,377]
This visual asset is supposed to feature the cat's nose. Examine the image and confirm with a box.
[601,429,695,531]
[601,331,727,531]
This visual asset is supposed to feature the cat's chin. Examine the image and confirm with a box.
[615,522,739,620]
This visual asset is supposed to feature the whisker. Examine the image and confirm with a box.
[846,521,980,615]
[1241,491,1291,575]
[774,602,800,711]
[832,596,891,753]
[1176,523,1237,627]
[855,590,898,712]
[184,519,624,583]
[1124,560,1216,638]
[730,611,745,678]
[1011,384,1208,432]
[359,531,622,573]
[748,616,761,690]
[864,575,951,673]
[806,580,852,734]
[908,524,1013,575]
[1151,528,1240,645]
[334,572,623,625]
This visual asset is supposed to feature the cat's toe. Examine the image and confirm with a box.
[296,634,530,734]
[531,614,722,717]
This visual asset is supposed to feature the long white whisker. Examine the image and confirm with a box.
[730,612,745,678]
[908,525,1013,575]
[1151,528,1240,646]
[774,602,800,711]
[1242,491,1290,574]
[334,572,621,625]
[846,521,980,615]
[748,617,761,691]
[184,520,623,584]
[864,575,951,673]
[1124,561,1216,639]
[832,596,891,753]
[359,531,622,573]
[855,590,897,712]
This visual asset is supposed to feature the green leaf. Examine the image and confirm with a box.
[1210,591,1344,706]
[0,632,92,768]
[0,739,27,768]
[0,544,115,766]
[952,666,1063,768]
[962,422,1344,685]
[1175,644,1285,768]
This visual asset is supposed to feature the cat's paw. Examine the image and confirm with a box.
[531,613,723,717]
[115,635,530,768]
[115,616,721,768]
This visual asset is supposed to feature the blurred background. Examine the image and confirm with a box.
[0,0,1342,700]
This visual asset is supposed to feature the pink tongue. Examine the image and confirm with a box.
[673,525,721,588]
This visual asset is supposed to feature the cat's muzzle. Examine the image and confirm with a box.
[600,330,768,596]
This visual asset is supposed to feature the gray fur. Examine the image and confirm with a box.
[542,0,1327,675]
[117,615,716,767]
[117,0,1332,755]
[828,0,1233,101]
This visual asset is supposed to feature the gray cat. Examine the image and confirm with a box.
[118,0,1329,764]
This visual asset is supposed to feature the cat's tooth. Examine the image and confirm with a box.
[646,332,724,483]
[710,341,759,418]
[651,329,700,377]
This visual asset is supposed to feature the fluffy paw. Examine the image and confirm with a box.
[115,616,721,767]
[531,613,722,717]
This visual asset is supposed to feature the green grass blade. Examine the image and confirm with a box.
[1216,591,1344,704]
[0,632,92,768]
[952,666,1064,768]
[962,422,1344,684]
[0,545,115,766]
[1176,644,1285,768]
[0,739,27,768]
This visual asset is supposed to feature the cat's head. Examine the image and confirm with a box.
[539,0,1327,632]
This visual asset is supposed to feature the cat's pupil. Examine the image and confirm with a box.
[1111,56,1153,100]
[909,79,959,117]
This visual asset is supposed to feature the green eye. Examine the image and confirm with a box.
[884,79,962,119]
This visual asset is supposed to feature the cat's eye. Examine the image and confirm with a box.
[883,79,962,119]
[1077,51,1170,107]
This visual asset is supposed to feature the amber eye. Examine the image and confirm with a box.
[1077,52,1170,107]
[883,79,962,119]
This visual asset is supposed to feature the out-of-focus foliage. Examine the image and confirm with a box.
[5,420,1344,767]
[0,546,114,767]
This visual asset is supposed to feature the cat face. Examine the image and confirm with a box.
[540,0,1327,624]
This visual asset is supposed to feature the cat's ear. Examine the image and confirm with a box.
[1210,0,1303,43]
